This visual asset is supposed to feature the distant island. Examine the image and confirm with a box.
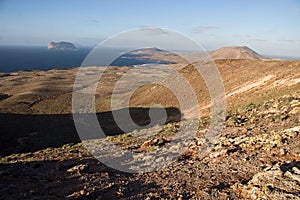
[126,46,269,64]
[48,41,77,50]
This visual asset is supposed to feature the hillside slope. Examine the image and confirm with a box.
[130,60,300,116]
[1,93,299,199]
[210,46,266,60]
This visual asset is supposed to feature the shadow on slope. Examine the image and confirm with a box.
[0,107,181,156]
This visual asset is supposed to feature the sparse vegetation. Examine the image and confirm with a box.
[0,60,299,199]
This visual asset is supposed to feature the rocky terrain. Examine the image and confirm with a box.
[0,93,300,199]
[0,58,299,199]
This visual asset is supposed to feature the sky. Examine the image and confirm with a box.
[0,0,300,57]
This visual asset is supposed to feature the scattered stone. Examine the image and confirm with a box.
[290,99,300,107]
[243,163,300,199]
[79,190,85,195]
[279,148,286,156]
[140,138,168,150]
[289,107,300,115]
[2,93,300,199]
[293,167,300,175]
[67,164,89,174]
[285,171,300,183]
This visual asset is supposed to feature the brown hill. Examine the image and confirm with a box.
[129,59,300,116]
[210,46,267,60]
[0,59,300,199]
[1,60,299,116]
[125,46,267,63]
[0,62,299,199]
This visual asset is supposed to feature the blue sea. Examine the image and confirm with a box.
[0,46,170,72]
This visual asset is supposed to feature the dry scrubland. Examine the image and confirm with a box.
[0,58,300,199]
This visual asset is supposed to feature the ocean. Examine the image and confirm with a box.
[0,46,170,72]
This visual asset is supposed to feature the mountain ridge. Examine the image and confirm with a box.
[210,46,267,60]
[126,46,268,63]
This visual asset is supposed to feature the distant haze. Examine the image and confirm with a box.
[0,1,299,58]
[0,45,298,72]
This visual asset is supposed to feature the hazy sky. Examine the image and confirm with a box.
[0,0,300,57]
